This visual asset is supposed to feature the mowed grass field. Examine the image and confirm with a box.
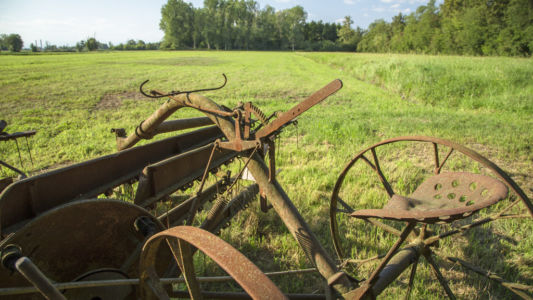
[0,51,532,299]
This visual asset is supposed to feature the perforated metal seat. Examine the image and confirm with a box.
[351,172,508,223]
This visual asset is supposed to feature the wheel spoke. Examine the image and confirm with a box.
[363,218,402,237]
[367,222,416,286]
[436,148,454,174]
[370,149,395,197]
[405,256,420,300]
[337,197,354,213]
[432,143,440,174]
[424,252,456,300]
[177,239,203,300]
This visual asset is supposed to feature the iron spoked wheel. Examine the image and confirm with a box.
[330,136,533,299]
[139,225,287,300]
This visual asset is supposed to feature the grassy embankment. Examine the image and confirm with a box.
[0,51,531,299]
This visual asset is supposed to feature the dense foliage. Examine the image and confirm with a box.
[159,0,357,51]
[160,0,533,56]
[0,34,23,52]
[358,0,533,56]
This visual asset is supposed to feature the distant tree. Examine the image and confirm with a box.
[279,6,307,51]
[30,43,38,52]
[124,39,136,50]
[136,40,146,50]
[160,0,194,49]
[358,19,392,52]
[6,34,23,52]
[86,37,98,51]
[338,16,362,51]
[0,34,7,51]
[75,40,85,52]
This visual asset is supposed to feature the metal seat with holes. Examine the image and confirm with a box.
[330,136,533,299]
[351,172,508,224]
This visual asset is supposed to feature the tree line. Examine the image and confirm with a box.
[2,0,531,56]
[359,0,532,57]
[159,0,359,51]
[160,0,532,56]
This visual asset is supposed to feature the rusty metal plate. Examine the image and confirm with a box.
[351,173,508,223]
[0,199,165,299]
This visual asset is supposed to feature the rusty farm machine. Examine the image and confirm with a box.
[0,76,531,299]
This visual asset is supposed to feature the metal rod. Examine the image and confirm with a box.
[424,252,456,300]
[367,222,416,286]
[14,257,66,300]
[370,246,420,296]
[24,136,34,166]
[0,159,27,178]
[171,290,327,300]
[153,117,213,135]
[14,139,24,169]
[0,268,318,296]
[447,256,533,299]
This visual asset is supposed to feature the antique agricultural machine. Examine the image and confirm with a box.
[0,76,531,299]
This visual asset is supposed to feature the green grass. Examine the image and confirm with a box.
[0,51,532,299]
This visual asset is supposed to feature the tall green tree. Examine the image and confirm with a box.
[280,6,307,51]
[160,0,194,49]
[6,34,23,52]
[86,37,98,51]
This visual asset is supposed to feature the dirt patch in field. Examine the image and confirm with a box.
[95,91,149,110]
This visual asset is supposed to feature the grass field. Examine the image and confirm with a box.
[0,51,532,299]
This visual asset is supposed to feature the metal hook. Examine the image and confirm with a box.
[139,73,227,98]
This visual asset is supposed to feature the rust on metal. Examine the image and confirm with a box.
[351,172,508,223]
[139,226,288,300]
[0,126,222,235]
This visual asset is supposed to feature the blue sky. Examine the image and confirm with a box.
[0,0,439,46]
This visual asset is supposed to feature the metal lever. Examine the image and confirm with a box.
[1,245,66,300]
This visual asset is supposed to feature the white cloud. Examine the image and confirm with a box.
[372,7,386,12]
[344,0,356,5]
[390,3,400,8]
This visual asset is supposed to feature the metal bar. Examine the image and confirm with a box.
[436,148,454,174]
[14,257,66,300]
[0,269,318,296]
[14,139,24,169]
[447,256,533,299]
[24,136,34,166]
[405,256,420,300]
[424,199,521,246]
[157,177,232,227]
[424,252,456,300]
[367,222,416,286]
[177,239,203,299]
[171,291,327,300]
[0,159,27,178]
[371,148,394,198]
[364,218,402,237]
[370,246,420,296]
[116,98,186,150]
[433,142,440,174]
[255,79,342,139]
[153,117,214,135]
